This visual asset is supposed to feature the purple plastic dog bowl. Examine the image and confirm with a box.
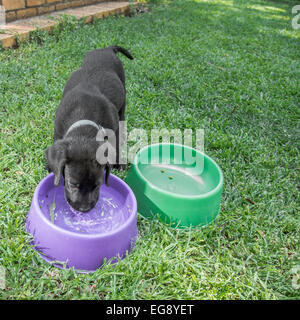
[26,173,138,272]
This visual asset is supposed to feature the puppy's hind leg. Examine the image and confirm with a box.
[118,104,126,122]
[113,105,127,170]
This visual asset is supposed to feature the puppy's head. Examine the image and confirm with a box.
[45,139,110,212]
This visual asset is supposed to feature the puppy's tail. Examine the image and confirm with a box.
[111,45,134,60]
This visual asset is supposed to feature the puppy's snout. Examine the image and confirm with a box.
[65,180,100,212]
[78,205,93,213]
[69,200,97,213]
[65,191,97,212]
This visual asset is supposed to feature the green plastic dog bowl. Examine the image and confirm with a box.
[125,143,223,228]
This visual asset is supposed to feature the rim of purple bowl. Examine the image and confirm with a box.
[30,173,137,239]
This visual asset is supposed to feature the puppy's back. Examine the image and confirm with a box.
[82,47,125,84]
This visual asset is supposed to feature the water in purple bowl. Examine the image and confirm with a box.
[40,184,132,235]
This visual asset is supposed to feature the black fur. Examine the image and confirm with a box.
[46,45,133,212]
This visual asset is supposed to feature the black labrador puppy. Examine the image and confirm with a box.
[46,45,133,212]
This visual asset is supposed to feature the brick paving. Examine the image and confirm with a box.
[0,2,134,49]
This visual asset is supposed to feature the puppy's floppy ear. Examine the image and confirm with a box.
[45,140,68,186]
[105,162,110,187]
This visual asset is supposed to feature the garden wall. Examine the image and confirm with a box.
[1,0,119,22]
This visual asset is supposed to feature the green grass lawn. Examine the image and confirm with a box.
[0,0,299,299]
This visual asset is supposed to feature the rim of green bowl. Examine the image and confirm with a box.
[133,143,224,200]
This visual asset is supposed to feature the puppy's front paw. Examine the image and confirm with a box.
[112,163,127,171]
